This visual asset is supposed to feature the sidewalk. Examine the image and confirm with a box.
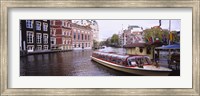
[20,49,73,56]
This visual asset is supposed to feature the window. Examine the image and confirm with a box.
[43,23,48,31]
[27,31,34,43]
[36,21,41,30]
[88,35,90,40]
[51,37,56,45]
[82,34,84,40]
[68,24,71,27]
[82,43,84,48]
[78,33,80,40]
[146,47,151,54]
[74,32,76,40]
[51,21,55,25]
[85,34,87,40]
[26,20,33,28]
[65,22,68,27]
[27,45,34,52]
[66,40,68,44]
[62,21,64,26]
[36,45,42,50]
[62,38,65,44]
[36,33,42,44]
[43,45,48,50]
[43,34,48,44]
[52,29,56,36]
[62,31,66,36]
[68,32,70,36]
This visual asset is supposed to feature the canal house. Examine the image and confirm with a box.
[20,20,51,52]
[50,20,73,50]
[71,23,93,50]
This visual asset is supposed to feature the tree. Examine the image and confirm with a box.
[111,34,119,45]
[170,31,180,43]
[93,40,98,48]
[143,27,169,44]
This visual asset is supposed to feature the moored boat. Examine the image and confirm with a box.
[91,51,172,76]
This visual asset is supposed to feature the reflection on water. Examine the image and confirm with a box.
[20,47,133,76]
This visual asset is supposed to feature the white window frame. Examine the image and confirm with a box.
[36,45,42,50]
[27,31,34,44]
[53,29,56,36]
[43,22,48,31]
[36,33,42,44]
[27,45,34,52]
[36,21,41,30]
[43,45,48,50]
[51,37,56,45]
[62,38,65,44]
[62,21,64,26]
[62,31,66,36]
[43,34,48,44]
[26,20,33,28]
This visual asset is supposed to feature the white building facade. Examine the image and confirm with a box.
[72,20,99,41]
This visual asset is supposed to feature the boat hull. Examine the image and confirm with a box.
[91,56,171,76]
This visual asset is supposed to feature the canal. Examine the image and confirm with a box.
[20,47,135,76]
[20,47,179,76]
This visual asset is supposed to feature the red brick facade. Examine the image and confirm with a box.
[50,20,72,50]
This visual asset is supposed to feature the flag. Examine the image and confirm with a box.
[170,32,173,41]
[152,36,154,43]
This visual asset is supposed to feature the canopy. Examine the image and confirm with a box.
[155,44,180,50]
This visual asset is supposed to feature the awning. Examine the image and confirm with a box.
[155,44,180,50]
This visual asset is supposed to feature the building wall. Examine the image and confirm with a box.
[72,23,93,50]
[72,20,99,41]
[20,20,51,52]
[50,20,72,50]
[121,26,144,46]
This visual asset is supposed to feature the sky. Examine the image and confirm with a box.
[96,20,181,41]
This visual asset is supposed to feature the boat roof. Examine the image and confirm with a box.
[93,51,148,59]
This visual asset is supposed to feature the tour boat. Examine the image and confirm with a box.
[91,51,172,76]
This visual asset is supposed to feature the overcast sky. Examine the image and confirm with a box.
[96,20,181,41]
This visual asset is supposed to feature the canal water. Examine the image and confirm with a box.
[20,47,179,76]
[20,47,135,76]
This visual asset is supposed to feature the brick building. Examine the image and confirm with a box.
[72,23,93,50]
[20,20,51,52]
[50,20,72,50]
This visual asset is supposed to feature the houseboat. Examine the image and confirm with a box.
[91,51,172,76]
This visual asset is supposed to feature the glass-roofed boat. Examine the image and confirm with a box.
[91,51,172,76]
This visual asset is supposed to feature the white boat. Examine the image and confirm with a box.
[91,51,172,76]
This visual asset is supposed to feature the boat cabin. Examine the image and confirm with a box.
[92,51,152,67]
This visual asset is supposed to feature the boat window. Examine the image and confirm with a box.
[145,57,152,64]
[136,58,147,64]
[127,58,137,66]
[128,57,151,66]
